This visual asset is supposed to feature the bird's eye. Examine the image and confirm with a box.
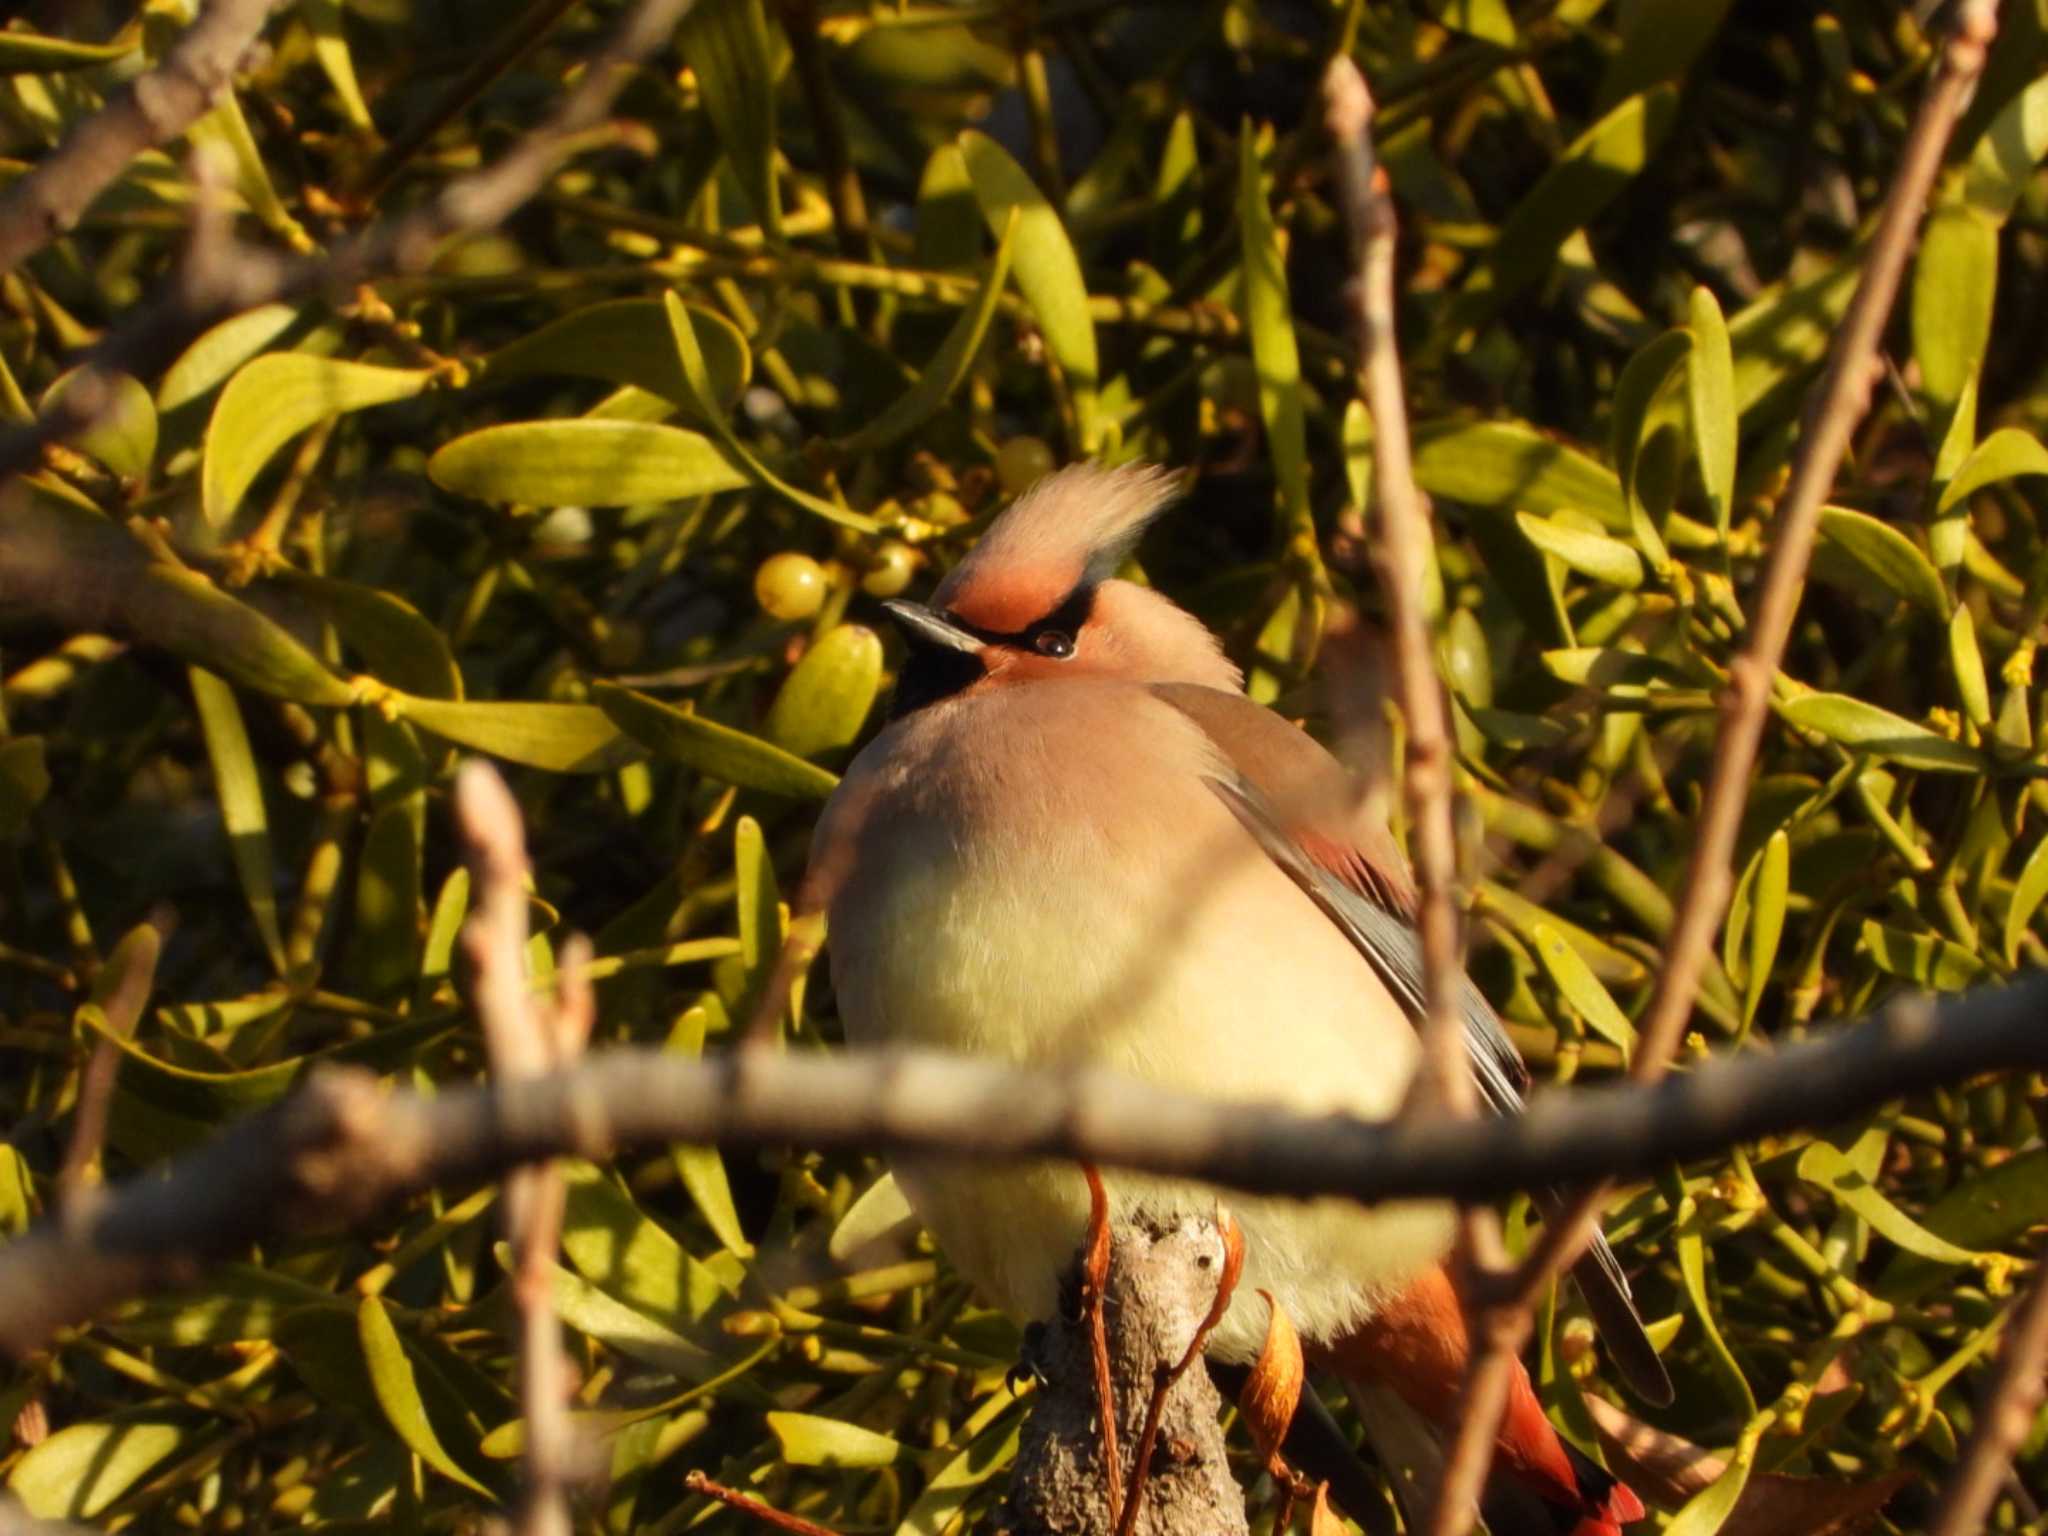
[1033,629,1076,659]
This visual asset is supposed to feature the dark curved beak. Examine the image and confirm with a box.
[882,600,981,655]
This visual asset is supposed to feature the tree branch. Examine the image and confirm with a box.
[0,977,2039,1361]
[0,0,284,283]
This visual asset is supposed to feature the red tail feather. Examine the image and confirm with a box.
[1319,1265,1645,1531]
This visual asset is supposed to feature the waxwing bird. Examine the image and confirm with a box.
[804,462,1667,1535]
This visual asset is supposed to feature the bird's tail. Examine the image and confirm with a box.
[1317,1265,1645,1534]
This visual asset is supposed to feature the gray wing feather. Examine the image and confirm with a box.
[1210,775,1675,1407]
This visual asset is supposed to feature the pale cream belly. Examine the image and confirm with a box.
[830,754,1455,1360]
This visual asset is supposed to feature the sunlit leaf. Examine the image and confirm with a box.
[593,682,838,798]
[204,356,431,527]
[959,130,1100,450]
[428,419,750,507]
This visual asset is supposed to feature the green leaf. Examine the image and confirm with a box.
[1912,204,1999,412]
[1798,1140,1989,1265]
[1950,604,1992,728]
[7,1418,191,1519]
[1238,120,1308,532]
[560,1159,731,1328]
[1611,329,1689,493]
[1860,918,1989,991]
[1962,73,2048,219]
[0,735,50,837]
[156,304,302,423]
[1458,86,1679,325]
[677,0,783,236]
[544,1253,722,1376]
[1729,256,1860,415]
[1594,0,1735,108]
[1936,427,2048,514]
[1432,0,1515,45]
[1687,286,1737,540]
[893,1401,1026,1536]
[767,1412,905,1468]
[764,623,883,760]
[1879,1146,2048,1302]
[1777,693,1983,774]
[659,292,874,529]
[357,1295,494,1496]
[831,1172,921,1264]
[43,368,156,478]
[111,1264,337,1347]
[1816,506,1949,619]
[0,28,135,71]
[350,801,421,995]
[398,696,639,773]
[189,667,288,973]
[839,211,1016,456]
[1742,829,1788,1033]
[959,130,1100,450]
[1413,420,1627,531]
[485,298,751,415]
[284,574,462,700]
[302,0,372,128]
[1529,921,1637,1058]
[2005,834,2048,966]
[593,682,838,798]
[914,142,982,271]
[665,1004,753,1256]
[427,419,750,508]
[1663,1448,1752,1536]
[1677,1223,1754,1415]
[1515,512,1645,589]
[203,356,431,527]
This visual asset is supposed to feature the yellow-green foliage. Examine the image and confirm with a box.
[1,2,2046,1532]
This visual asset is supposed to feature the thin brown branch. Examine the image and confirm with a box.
[1082,1164,1126,1532]
[1321,54,1466,1122]
[1927,1264,2048,1536]
[683,1471,845,1536]
[0,980,2037,1361]
[0,0,283,282]
[1507,0,2003,1316]
[455,761,582,1536]
[1324,54,1514,1535]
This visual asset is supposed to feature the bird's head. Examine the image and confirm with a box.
[884,462,1242,715]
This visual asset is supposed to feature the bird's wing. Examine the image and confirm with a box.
[1151,682,1674,1407]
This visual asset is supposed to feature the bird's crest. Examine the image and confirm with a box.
[935,461,1181,633]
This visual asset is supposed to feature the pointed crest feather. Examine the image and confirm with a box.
[935,462,1181,622]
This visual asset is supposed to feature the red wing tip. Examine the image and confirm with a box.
[1607,1484,1647,1524]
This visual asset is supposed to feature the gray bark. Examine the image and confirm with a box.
[1001,1216,1250,1536]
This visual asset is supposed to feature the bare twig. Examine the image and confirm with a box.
[0,980,2035,1360]
[1082,1165,1127,1531]
[0,0,283,282]
[1510,0,2004,1314]
[1321,54,1467,1122]
[455,762,589,1536]
[683,1471,844,1536]
[55,921,163,1204]
[1323,54,1515,1536]
[1927,1264,2048,1536]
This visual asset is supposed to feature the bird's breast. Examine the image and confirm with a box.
[814,683,1452,1352]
